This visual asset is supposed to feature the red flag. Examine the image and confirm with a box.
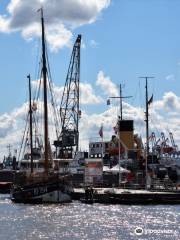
[99,125,103,138]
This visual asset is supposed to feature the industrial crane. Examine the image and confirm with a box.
[54,35,81,159]
[169,132,178,151]
[160,132,175,154]
[161,132,169,147]
[150,132,156,148]
[150,132,161,153]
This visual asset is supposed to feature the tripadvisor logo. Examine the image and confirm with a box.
[134,227,144,236]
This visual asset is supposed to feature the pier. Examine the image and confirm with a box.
[72,187,180,204]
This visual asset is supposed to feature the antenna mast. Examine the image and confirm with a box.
[108,83,132,120]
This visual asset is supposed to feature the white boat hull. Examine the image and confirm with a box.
[34,190,71,203]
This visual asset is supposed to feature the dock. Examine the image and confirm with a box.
[72,188,180,204]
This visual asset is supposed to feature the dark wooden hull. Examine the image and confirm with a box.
[11,180,72,204]
[0,170,15,182]
[0,182,12,194]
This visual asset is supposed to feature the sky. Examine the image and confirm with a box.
[1,0,180,157]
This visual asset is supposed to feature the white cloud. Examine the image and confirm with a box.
[44,23,72,52]
[0,15,10,33]
[80,83,103,104]
[78,91,180,151]
[31,79,103,105]
[96,70,118,97]
[166,74,175,81]
[153,91,180,111]
[89,39,99,48]
[1,75,180,158]
[0,113,15,138]
[0,0,111,51]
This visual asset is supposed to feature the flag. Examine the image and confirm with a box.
[37,8,42,13]
[99,125,103,138]
[113,125,118,134]
[148,94,153,105]
[107,99,110,105]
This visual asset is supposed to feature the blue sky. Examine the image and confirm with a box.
[1,0,180,155]
[0,0,180,113]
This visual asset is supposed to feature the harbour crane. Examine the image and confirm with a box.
[54,35,82,159]
[160,132,169,147]
[150,132,161,153]
[169,132,178,151]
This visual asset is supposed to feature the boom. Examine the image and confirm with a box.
[54,35,81,158]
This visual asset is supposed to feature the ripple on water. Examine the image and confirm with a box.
[0,195,179,240]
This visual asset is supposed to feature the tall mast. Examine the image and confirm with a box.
[120,84,122,120]
[145,78,149,156]
[28,74,33,174]
[41,9,49,173]
[140,76,154,189]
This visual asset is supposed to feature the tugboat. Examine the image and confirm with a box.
[11,9,72,203]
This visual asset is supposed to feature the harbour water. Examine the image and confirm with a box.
[0,194,179,240]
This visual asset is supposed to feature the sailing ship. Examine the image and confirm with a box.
[11,9,72,203]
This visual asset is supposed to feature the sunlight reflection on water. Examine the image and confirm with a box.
[0,194,179,240]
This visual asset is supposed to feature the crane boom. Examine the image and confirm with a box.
[54,35,81,158]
